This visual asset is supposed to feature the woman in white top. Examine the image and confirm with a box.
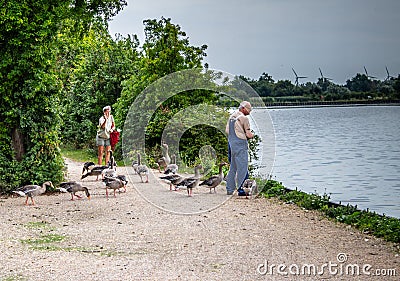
[96,105,115,165]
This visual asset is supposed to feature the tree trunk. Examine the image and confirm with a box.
[11,127,25,161]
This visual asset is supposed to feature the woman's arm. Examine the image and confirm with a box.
[100,116,107,129]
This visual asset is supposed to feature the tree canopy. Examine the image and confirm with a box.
[0,0,126,191]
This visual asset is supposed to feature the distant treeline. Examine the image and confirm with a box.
[239,72,400,102]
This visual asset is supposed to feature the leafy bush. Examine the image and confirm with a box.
[0,0,126,192]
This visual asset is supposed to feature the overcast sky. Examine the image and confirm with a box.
[108,0,400,85]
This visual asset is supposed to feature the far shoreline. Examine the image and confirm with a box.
[258,99,400,109]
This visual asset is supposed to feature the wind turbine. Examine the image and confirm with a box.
[319,68,332,82]
[364,66,377,79]
[385,66,394,81]
[292,68,307,86]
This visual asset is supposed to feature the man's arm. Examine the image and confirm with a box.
[241,116,254,139]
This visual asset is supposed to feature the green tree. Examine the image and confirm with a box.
[316,77,334,92]
[61,22,140,149]
[0,0,126,191]
[114,17,208,126]
[273,80,295,97]
[345,73,375,92]
[393,75,400,99]
[252,73,275,97]
[114,18,217,164]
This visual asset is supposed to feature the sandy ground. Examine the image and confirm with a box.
[0,158,398,281]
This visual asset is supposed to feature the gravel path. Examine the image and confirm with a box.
[0,158,398,280]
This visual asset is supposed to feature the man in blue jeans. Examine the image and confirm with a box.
[225,101,254,195]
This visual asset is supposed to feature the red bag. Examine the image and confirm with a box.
[110,130,120,148]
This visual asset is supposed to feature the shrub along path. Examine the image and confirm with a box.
[0,158,398,280]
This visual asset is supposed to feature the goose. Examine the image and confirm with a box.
[199,162,228,193]
[132,160,138,174]
[137,153,149,183]
[115,174,128,193]
[156,143,171,172]
[242,179,258,199]
[12,181,54,205]
[164,154,178,174]
[107,150,117,170]
[58,181,90,201]
[82,161,96,174]
[81,165,108,180]
[176,165,203,197]
[159,173,183,191]
[102,167,116,178]
[102,177,125,198]
[102,150,118,177]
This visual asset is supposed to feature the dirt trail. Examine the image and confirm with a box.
[0,158,398,280]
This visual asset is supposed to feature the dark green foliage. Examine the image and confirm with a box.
[114,18,233,166]
[61,22,140,149]
[0,1,66,191]
[242,71,400,103]
[114,17,208,129]
[178,125,227,166]
[0,0,126,192]
[259,179,400,243]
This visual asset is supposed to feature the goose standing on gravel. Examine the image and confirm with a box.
[102,150,117,178]
[81,165,108,180]
[115,174,128,192]
[58,181,90,201]
[102,168,116,178]
[132,160,138,174]
[137,153,149,183]
[176,165,203,197]
[82,162,96,174]
[242,179,258,199]
[159,173,183,191]
[107,150,117,170]
[157,143,171,173]
[12,181,54,205]
[199,162,228,193]
[164,154,178,174]
[102,177,125,198]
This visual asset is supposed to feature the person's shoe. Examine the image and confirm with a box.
[237,188,247,196]
[227,191,234,195]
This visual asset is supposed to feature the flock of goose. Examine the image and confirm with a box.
[11,144,257,205]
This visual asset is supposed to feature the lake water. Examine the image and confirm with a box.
[251,106,400,218]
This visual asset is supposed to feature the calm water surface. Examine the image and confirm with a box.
[252,106,400,218]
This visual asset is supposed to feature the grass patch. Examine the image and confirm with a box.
[21,234,66,245]
[1,274,27,281]
[23,221,54,230]
[20,221,68,251]
[60,145,97,163]
[258,179,400,244]
[19,222,104,253]
[26,245,99,253]
[60,145,125,166]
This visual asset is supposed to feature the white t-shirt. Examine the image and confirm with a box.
[99,115,114,138]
